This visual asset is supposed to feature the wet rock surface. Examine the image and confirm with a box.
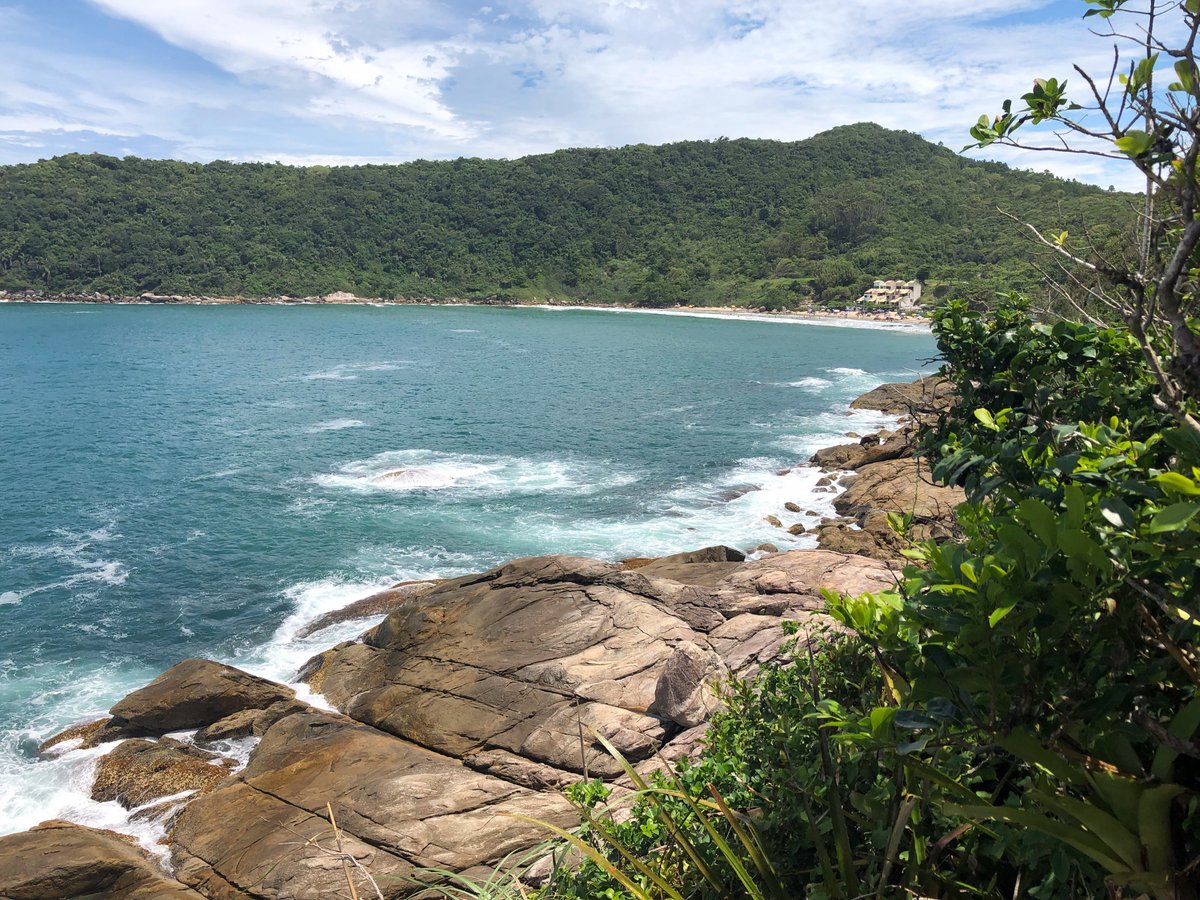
[806,375,964,562]
[91,737,233,809]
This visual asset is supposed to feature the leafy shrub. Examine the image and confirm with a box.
[829,296,1200,898]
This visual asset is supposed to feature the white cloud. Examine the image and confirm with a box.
[88,0,474,137]
[0,0,1161,188]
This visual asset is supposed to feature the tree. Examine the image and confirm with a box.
[967,0,1200,436]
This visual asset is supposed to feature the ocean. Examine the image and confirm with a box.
[0,302,934,843]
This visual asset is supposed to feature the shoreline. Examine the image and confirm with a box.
[0,372,931,898]
[0,291,932,329]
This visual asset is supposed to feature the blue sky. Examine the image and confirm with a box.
[0,1,1146,187]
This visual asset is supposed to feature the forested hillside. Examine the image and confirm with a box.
[0,123,1132,306]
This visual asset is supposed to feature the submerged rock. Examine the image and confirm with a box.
[39,717,111,753]
[91,738,234,809]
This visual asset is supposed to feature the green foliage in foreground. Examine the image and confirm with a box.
[518,296,1198,899]
[0,124,1129,306]
[835,296,1200,898]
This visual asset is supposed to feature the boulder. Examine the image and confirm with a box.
[850,374,956,417]
[765,514,783,527]
[627,545,745,588]
[91,738,233,809]
[194,699,309,743]
[648,642,726,727]
[103,659,295,739]
[784,501,802,513]
[788,523,807,535]
[810,431,911,472]
[816,522,890,560]
[0,821,203,899]
[834,457,965,526]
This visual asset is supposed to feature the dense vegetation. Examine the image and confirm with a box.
[0,124,1130,307]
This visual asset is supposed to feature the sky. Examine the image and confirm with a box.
[0,1,1154,188]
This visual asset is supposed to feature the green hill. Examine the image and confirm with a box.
[0,123,1133,307]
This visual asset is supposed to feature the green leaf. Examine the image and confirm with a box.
[1016,498,1058,548]
[974,407,998,431]
[1030,788,1142,870]
[1148,501,1200,533]
[1155,471,1200,495]
[869,706,895,736]
[1114,130,1154,157]
[1099,497,1136,529]
[941,803,1127,873]
[1151,698,1200,781]
[1138,784,1187,875]
[894,709,939,730]
[989,603,1017,628]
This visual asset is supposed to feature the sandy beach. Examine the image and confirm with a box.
[0,291,932,329]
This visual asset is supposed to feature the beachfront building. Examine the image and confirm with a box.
[857,279,923,311]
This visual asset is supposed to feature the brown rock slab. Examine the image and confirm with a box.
[833,457,964,525]
[850,374,956,416]
[305,555,703,776]
[810,431,911,471]
[170,780,411,899]
[104,659,295,739]
[39,717,110,753]
[296,580,439,639]
[0,820,203,899]
[648,642,726,727]
[169,711,577,897]
[193,699,309,743]
[716,549,895,605]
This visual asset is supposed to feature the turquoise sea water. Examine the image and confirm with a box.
[0,302,934,840]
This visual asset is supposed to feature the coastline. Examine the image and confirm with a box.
[0,290,932,329]
[0,370,941,897]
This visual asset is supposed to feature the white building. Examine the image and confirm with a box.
[857,279,923,311]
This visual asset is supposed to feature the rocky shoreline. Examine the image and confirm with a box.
[0,376,957,899]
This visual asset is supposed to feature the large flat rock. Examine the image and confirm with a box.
[169,711,575,898]
[0,821,203,899]
[18,546,902,899]
[850,374,956,416]
[303,555,697,776]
